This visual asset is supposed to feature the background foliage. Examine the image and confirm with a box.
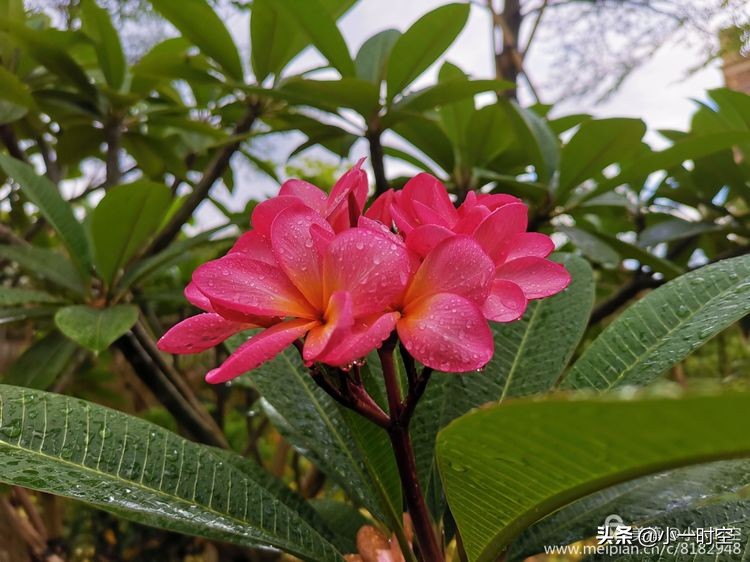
[0,0,749,561]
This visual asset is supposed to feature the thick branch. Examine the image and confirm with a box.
[0,124,27,162]
[115,331,229,448]
[104,117,123,187]
[367,129,389,196]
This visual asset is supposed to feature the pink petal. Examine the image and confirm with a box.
[398,293,493,372]
[206,319,317,383]
[453,205,491,234]
[405,236,494,307]
[193,254,317,319]
[311,223,334,257]
[229,231,276,265]
[185,281,213,311]
[365,189,395,226]
[412,200,451,228]
[270,206,332,310]
[457,190,479,213]
[303,291,354,363]
[475,192,521,211]
[482,280,528,322]
[158,313,252,354]
[472,203,529,264]
[324,228,411,316]
[358,216,406,247]
[318,312,399,368]
[279,179,328,215]
[391,201,417,234]
[495,256,571,299]
[501,232,555,262]
[186,279,278,326]
[405,224,454,258]
[402,173,458,226]
[327,159,369,232]
[251,196,307,237]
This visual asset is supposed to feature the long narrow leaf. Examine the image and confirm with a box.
[437,391,750,562]
[0,385,343,561]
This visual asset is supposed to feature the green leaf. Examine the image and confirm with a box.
[548,113,591,135]
[411,255,594,514]
[245,348,403,530]
[2,25,96,100]
[131,37,219,88]
[274,77,380,117]
[355,28,401,84]
[507,101,559,183]
[250,0,356,81]
[558,226,620,267]
[0,66,35,123]
[386,3,470,101]
[393,78,513,114]
[0,245,84,295]
[574,227,683,280]
[435,62,473,166]
[80,0,125,89]
[0,287,61,306]
[338,406,403,525]
[473,170,548,202]
[562,254,750,391]
[91,181,172,287]
[4,332,78,390]
[277,0,354,77]
[557,118,646,199]
[508,459,750,560]
[149,0,243,81]
[392,114,454,173]
[0,100,26,124]
[214,448,345,552]
[55,305,138,353]
[465,104,516,168]
[0,385,343,561]
[638,218,723,248]
[0,156,91,278]
[0,306,57,325]
[436,391,750,562]
[382,146,436,174]
[311,499,370,554]
[249,0,290,81]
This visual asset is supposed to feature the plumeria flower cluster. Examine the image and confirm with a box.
[158,161,570,381]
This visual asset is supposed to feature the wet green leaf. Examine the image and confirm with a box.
[437,391,750,562]
[0,385,343,561]
[91,181,172,287]
[386,3,470,100]
[563,254,750,390]
[54,305,138,353]
[150,0,243,81]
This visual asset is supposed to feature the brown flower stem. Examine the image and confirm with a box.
[378,340,444,562]
[306,336,442,561]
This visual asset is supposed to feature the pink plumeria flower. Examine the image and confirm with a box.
[368,173,570,323]
[159,205,411,383]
